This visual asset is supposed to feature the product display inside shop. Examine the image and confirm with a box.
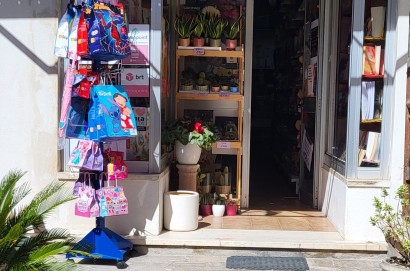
[54,0,147,265]
[163,1,245,214]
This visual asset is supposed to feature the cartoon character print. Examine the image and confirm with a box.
[109,105,122,133]
[113,93,134,132]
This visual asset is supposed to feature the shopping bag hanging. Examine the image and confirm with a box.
[86,2,131,61]
[67,139,93,168]
[97,175,128,217]
[54,5,76,58]
[74,173,100,218]
[88,85,138,141]
[65,96,89,139]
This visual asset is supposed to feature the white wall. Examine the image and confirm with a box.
[0,1,97,233]
[0,2,60,190]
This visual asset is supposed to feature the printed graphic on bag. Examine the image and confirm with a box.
[89,85,137,141]
[96,185,128,216]
[75,186,100,218]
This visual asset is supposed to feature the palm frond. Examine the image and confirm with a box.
[0,170,27,232]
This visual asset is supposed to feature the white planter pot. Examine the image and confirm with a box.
[380,260,409,271]
[164,190,199,231]
[212,205,225,217]
[175,140,202,165]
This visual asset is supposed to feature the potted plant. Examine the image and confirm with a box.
[370,185,410,270]
[225,197,238,216]
[192,14,205,47]
[174,15,195,46]
[199,192,212,216]
[224,15,243,50]
[230,82,239,93]
[161,120,218,165]
[207,14,227,47]
[196,72,209,92]
[212,192,225,217]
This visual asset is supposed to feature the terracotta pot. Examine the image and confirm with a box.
[212,205,225,217]
[175,140,201,165]
[225,39,237,50]
[209,38,221,47]
[199,204,212,216]
[211,86,220,92]
[216,185,230,194]
[178,38,190,46]
[225,204,237,216]
[192,37,205,47]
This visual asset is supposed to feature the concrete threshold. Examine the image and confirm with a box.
[125,229,387,252]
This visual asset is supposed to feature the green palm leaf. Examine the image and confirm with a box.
[0,170,79,271]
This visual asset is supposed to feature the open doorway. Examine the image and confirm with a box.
[249,0,315,210]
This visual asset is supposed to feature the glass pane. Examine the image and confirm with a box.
[332,0,352,160]
[359,0,387,167]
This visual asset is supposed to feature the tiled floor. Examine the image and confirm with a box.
[199,198,337,232]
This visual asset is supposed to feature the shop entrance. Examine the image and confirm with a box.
[249,0,316,210]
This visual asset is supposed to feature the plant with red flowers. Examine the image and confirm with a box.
[162,120,218,150]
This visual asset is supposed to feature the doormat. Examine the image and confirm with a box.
[226,256,309,270]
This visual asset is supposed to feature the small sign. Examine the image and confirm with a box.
[122,24,150,65]
[226,57,237,63]
[217,141,231,149]
[121,68,150,97]
[194,48,205,55]
[219,92,230,97]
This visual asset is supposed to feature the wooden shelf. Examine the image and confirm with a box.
[361,119,382,124]
[176,47,244,58]
[364,36,385,42]
[176,92,244,102]
[362,75,384,80]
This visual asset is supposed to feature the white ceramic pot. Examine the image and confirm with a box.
[175,140,202,165]
[212,205,225,217]
[379,260,409,271]
[164,190,199,231]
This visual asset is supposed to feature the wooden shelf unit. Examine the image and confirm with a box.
[175,45,245,205]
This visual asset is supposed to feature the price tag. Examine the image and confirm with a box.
[194,48,205,55]
[217,141,231,149]
[219,92,230,97]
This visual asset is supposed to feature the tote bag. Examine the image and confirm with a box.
[74,173,100,218]
[88,85,138,141]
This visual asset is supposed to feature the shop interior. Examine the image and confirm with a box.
[249,0,316,211]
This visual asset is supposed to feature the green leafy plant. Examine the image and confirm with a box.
[224,15,243,40]
[207,15,227,39]
[199,193,212,205]
[174,15,195,39]
[0,169,82,271]
[213,193,225,205]
[193,14,205,38]
[162,120,219,150]
[370,185,410,267]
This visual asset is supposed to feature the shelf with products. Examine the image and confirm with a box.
[358,0,387,168]
[175,42,245,205]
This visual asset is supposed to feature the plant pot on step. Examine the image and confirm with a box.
[199,204,212,216]
[212,204,225,217]
[175,140,202,165]
[225,204,237,216]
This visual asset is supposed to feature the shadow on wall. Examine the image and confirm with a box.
[0,0,59,75]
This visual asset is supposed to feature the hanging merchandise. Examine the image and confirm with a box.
[104,148,128,181]
[82,142,104,171]
[68,7,81,60]
[72,68,99,99]
[66,96,89,139]
[54,5,76,58]
[96,176,128,217]
[67,139,94,168]
[77,7,89,57]
[84,1,131,61]
[88,84,138,141]
[58,56,77,148]
[74,173,100,218]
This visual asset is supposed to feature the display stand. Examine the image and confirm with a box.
[66,147,134,268]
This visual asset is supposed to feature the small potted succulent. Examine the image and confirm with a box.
[370,185,410,270]
[174,15,195,46]
[225,197,238,216]
[224,15,243,50]
[192,14,205,47]
[207,14,227,47]
[199,192,212,216]
[212,192,225,217]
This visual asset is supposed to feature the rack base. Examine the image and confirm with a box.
[66,227,133,262]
